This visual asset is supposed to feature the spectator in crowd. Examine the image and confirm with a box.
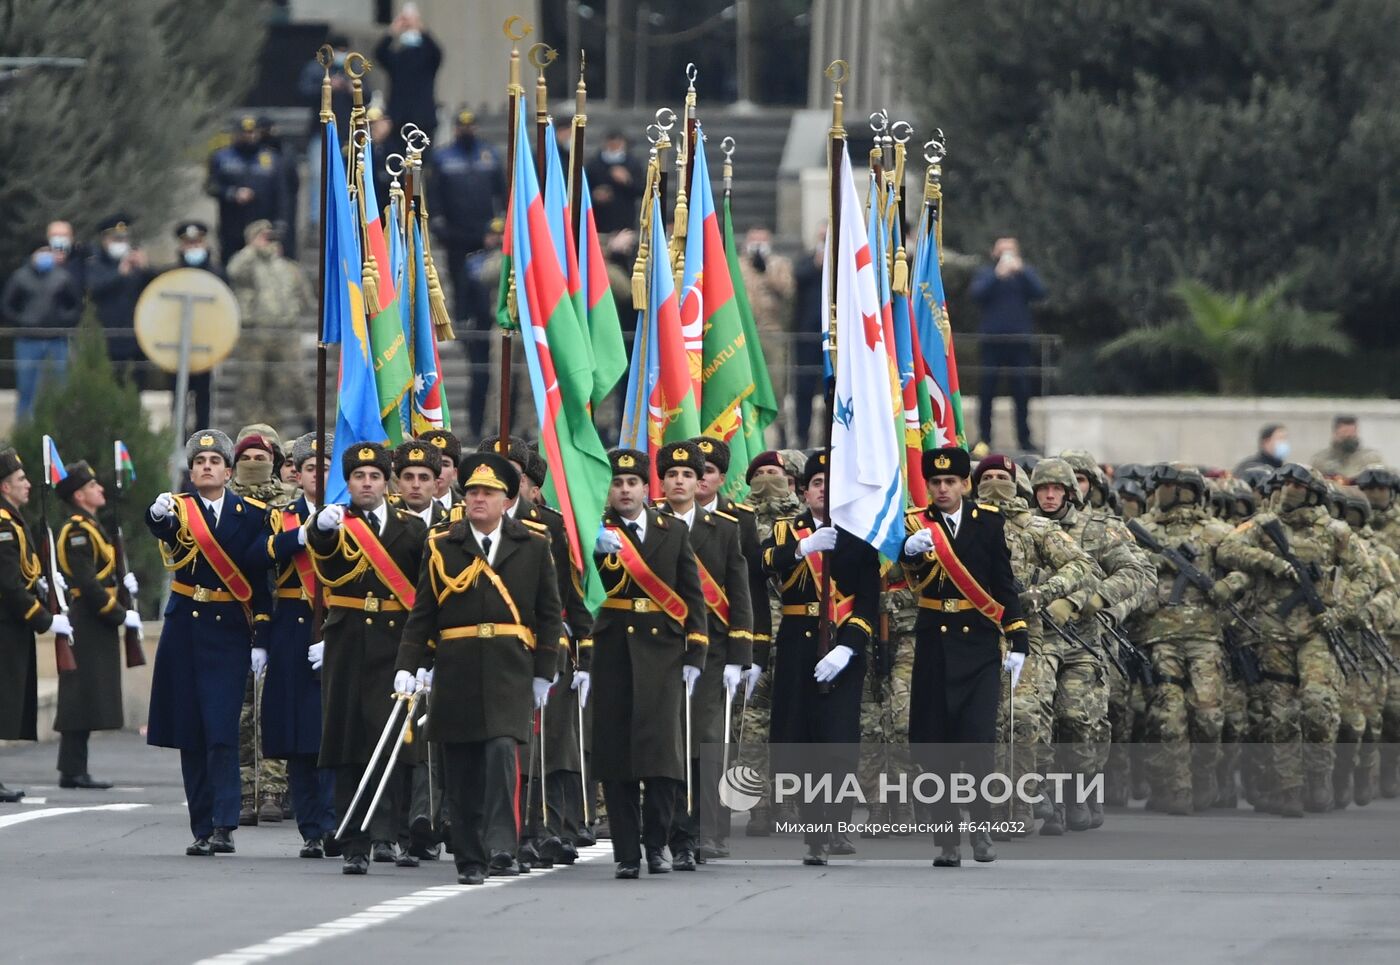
[85,214,153,376]
[736,227,794,431]
[585,131,645,234]
[162,221,226,431]
[1311,414,1385,478]
[1234,423,1290,474]
[969,236,1046,452]
[298,34,353,231]
[255,116,301,260]
[2,239,84,420]
[206,115,291,263]
[790,224,827,448]
[226,221,315,432]
[374,2,442,150]
[429,109,505,324]
[457,216,505,439]
[45,220,87,288]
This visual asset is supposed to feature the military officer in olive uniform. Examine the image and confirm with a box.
[54,461,140,788]
[307,442,428,874]
[417,429,463,515]
[1,448,74,802]
[591,449,709,879]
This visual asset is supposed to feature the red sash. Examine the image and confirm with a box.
[281,510,317,599]
[791,522,855,624]
[342,514,416,609]
[607,525,688,624]
[177,494,253,612]
[694,557,730,626]
[920,514,1005,624]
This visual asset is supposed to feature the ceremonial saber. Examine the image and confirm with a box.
[523,709,538,838]
[736,680,751,759]
[1006,662,1015,816]
[361,691,422,832]
[685,687,693,813]
[722,684,734,777]
[253,674,263,811]
[577,695,590,825]
[538,700,549,826]
[335,694,407,840]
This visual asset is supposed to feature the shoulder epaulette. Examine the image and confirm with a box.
[655,512,668,528]
[243,496,267,509]
[520,517,549,532]
[712,509,738,523]
[394,508,418,521]
[428,527,452,541]
[732,502,754,513]
[0,508,10,521]
[977,502,1000,513]
[534,502,563,521]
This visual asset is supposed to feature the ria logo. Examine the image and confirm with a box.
[718,765,765,812]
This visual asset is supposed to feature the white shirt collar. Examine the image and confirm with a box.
[202,492,225,521]
[943,503,964,531]
[415,505,435,526]
[619,510,646,542]
[365,502,387,533]
[435,492,453,512]
[472,522,503,565]
[506,498,520,519]
[701,496,719,514]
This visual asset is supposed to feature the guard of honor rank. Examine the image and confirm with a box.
[7,429,1400,875]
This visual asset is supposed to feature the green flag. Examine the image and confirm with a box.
[721,194,778,500]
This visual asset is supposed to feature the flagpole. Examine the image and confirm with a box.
[39,439,76,674]
[817,60,847,679]
[670,65,696,286]
[313,45,334,648]
[530,44,555,186]
[500,18,531,451]
[568,53,587,248]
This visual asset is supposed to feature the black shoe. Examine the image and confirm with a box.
[556,840,578,865]
[615,861,640,879]
[537,835,565,866]
[238,801,258,827]
[410,842,442,861]
[323,835,344,858]
[210,828,235,854]
[342,854,370,875]
[646,847,671,874]
[518,839,544,870]
[409,815,434,853]
[59,774,113,790]
[299,837,325,859]
[802,844,828,866]
[828,832,857,856]
[745,806,773,837]
[395,851,420,868]
[186,837,213,857]
[489,851,521,876]
[972,832,996,863]
[671,848,697,871]
[576,825,597,847]
[1031,794,1054,822]
[371,840,397,863]
[458,866,486,885]
[595,819,611,840]
[933,846,962,867]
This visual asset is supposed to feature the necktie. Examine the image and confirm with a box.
[481,536,492,561]
[627,522,640,539]
[945,515,957,538]
[204,501,218,526]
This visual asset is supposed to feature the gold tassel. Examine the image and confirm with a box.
[362,254,382,316]
[424,257,455,341]
[893,244,909,295]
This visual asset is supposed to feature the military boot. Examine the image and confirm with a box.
[1131,774,1151,802]
[1087,799,1105,828]
[1162,790,1192,816]
[1212,780,1238,809]
[889,799,917,834]
[1039,803,1066,836]
[1031,789,1055,822]
[1065,798,1093,832]
[1192,779,1219,813]
[1104,775,1129,807]
[1354,751,1377,806]
[744,805,773,836]
[1304,775,1332,813]
[1379,747,1399,799]
[239,795,258,827]
[1275,786,1304,818]
[258,793,283,823]
[861,803,889,838]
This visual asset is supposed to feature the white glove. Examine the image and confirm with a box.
[796,526,838,559]
[316,504,345,531]
[415,667,430,691]
[394,669,418,696]
[742,665,763,700]
[682,664,702,696]
[814,644,854,683]
[308,641,324,670]
[904,529,935,556]
[297,523,308,546]
[50,613,73,637]
[37,576,49,598]
[424,668,434,689]
[250,647,268,678]
[722,663,743,696]
[571,669,591,709]
[595,528,623,554]
[54,571,67,595]
[149,492,176,519]
[123,571,139,596]
[533,676,552,709]
[123,609,142,631]
[1003,651,1026,690]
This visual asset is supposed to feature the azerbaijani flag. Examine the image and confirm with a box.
[507,95,614,613]
[113,440,136,486]
[359,139,413,444]
[619,191,700,495]
[409,216,449,433]
[885,186,934,506]
[322,117,385,504]
[911,202,965,448]
[577,168,628,407]
[42,435,66,485]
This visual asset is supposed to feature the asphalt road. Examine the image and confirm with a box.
[2,732,1398,965]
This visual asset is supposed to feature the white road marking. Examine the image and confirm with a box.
[193,844,615,964]
[0,802,149,830]
[20,797,48,805]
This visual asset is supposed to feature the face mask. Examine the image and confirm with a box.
[1338,437,1360,454]
[48,235,71,252]
[334,52,348,67]
[105,241,130,260]
[977,478,1016,503]
[236,461,274,486]
[747,475,788,501]
[400,30,422,46]
[1279,487,1308,512]
[183,247,209,266]
[32,252,55,273]
[601,148,627,164]
[1271,440,1290,460]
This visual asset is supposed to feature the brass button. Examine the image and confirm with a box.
[627,625,635,634]
[191,610,200,618]
[388,620,396,628]
[651,627,658,636]
[805,631,812,638]
[962,626,969,634]
[940,625,948,633]
[365,618,373,625]
[297,617,305,625]
[215,615,221,622]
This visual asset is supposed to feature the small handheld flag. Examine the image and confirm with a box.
[114,440,136,488]
[42,436,67,486]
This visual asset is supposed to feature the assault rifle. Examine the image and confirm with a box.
[1258,519,1364,682]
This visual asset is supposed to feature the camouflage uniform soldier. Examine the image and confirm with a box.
[1332,487,1396,808]
[230,428,293,824]
[973,455,1094,836]
[736,451,800,835]
[1217,464,1376,815]
[1034,456,1154,832]
[1213,477,1260,807]
[1128,465,1249,814]
[1354,466,1400,796]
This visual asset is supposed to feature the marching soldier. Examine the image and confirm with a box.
[263,432,337,857]
[591,449,708,879]
[902,447,1028,867]
[762,451,879,865]
[394,452,563,885]
[393,441,447,528]
[656,441,753,868]
[307,442,428,874]
[54,461,141,789]
[1,448,74,802]
[145,431,274,856]
[1354,466,1400,797]
[417,430,463,515]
